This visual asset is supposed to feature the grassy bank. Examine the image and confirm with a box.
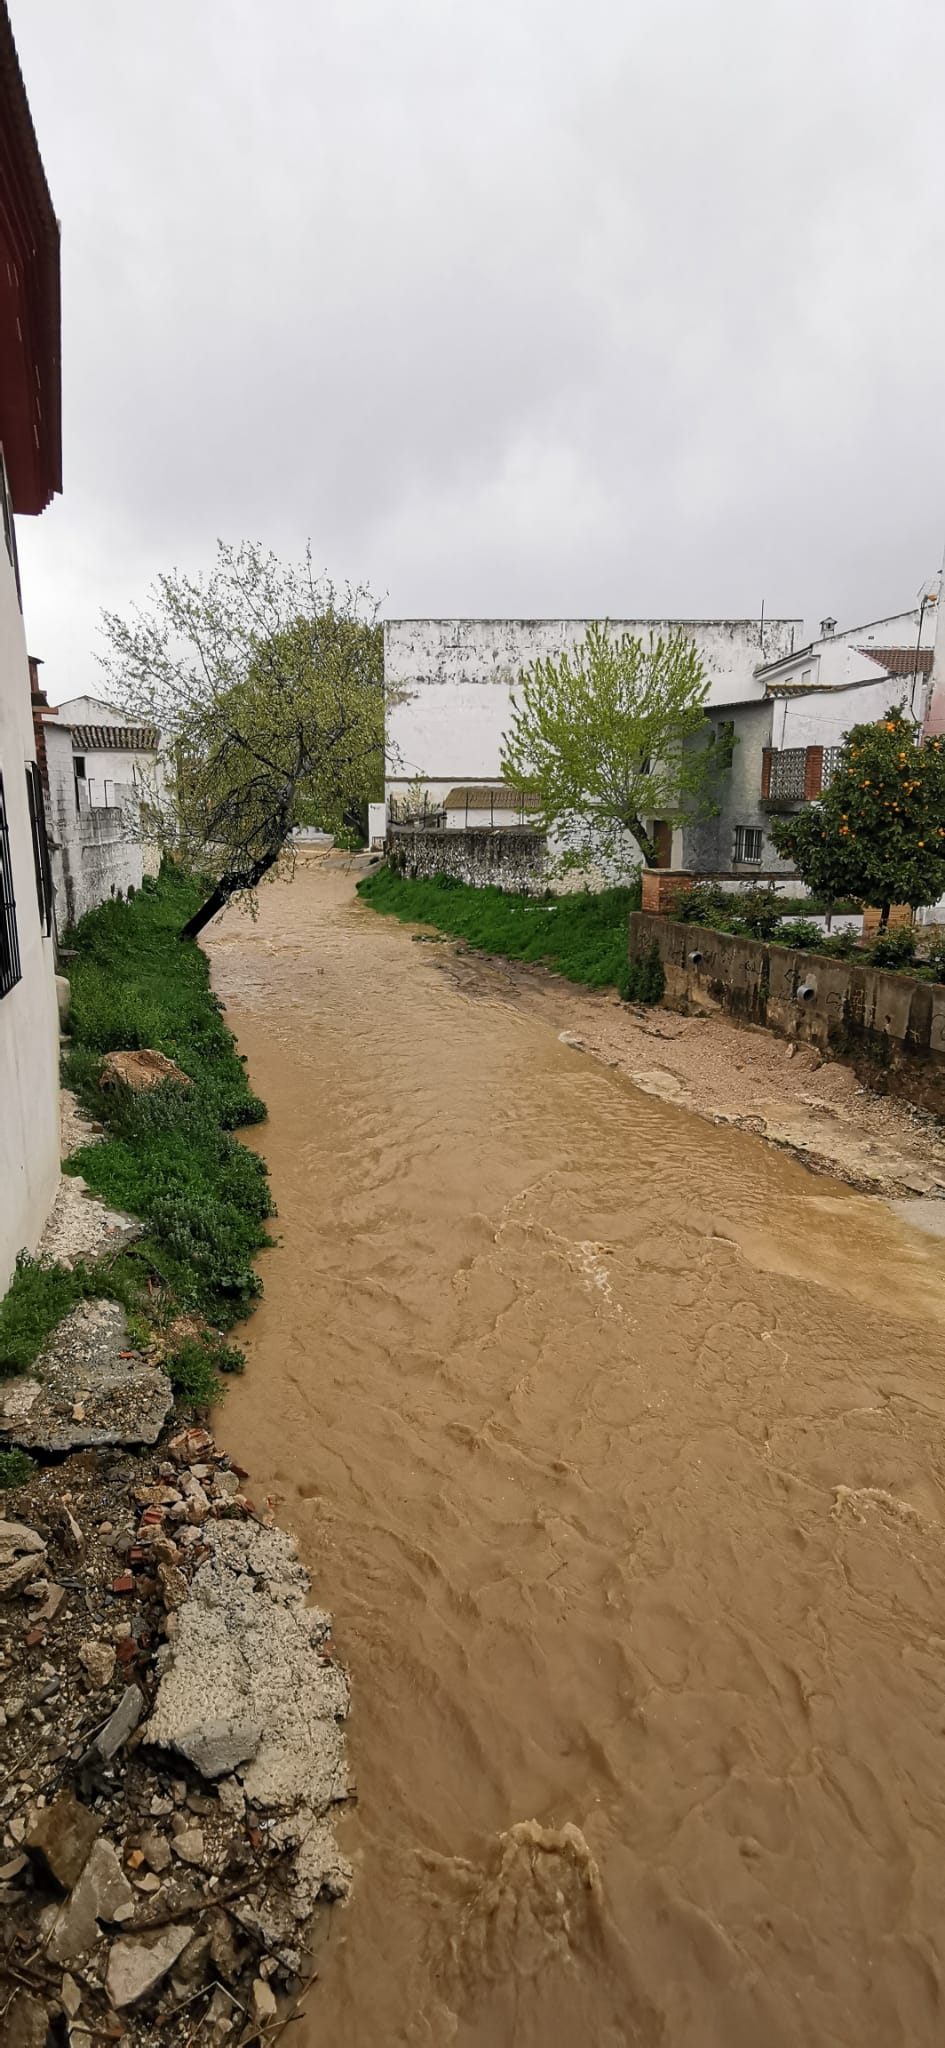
[0,866,272,1400]
[357,866,641,991]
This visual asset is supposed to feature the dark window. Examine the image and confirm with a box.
[25,761,53,936]
[733,825,763,865]
[0,774,22,998]
[0,448,22,611]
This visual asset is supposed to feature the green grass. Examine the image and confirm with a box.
[0,865,273,1387]
[357,868,642,991]
[60,867,273,1334]
[0,1250,148,1375]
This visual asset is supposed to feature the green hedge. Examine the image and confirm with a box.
[357,867,642,992]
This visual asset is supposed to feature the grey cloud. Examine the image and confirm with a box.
[11,0,945,691]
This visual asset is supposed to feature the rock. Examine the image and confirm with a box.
[92,1684,143,1763]
[0,1302,173,1453]
[100,1047,193,1093]
[168,1426,214,1466]
[78,1639,115,1688]
[0,1521,47,1600]
[55,973,71,1026]
[0,1851,27,1878]
[216,1777,245,1818]
[36,1583,66,1621]
[48,1837,135,1962]
[25,1787,100,1890]
[140,1831,172,1873]
[105,1924,193,2009]
[171,1826,205,1865]
[213,1470,241,1500]
[5,1991,49,2048]
[253,1977,278,2023]
[0,1520,46,1564]
[61,1972,83,2017]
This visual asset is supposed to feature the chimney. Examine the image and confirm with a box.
[819,616,837,638]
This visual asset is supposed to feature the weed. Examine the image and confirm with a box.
[867,926,916,970]
[358,869,642,992]
[619,940,666,1005]
[165,1337,221,1406]
[0,1448,35,1488]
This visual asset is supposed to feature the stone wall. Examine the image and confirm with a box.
[388,825,548,895]
[630,910,945,1115]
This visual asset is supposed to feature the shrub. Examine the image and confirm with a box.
[620,939,666,1005]
[672,882,730,925]
[867,925,916,969]
[733,885,782,939]
[165,1338,220,1406]
[773,918,824,951]
[0,1448,35,1488]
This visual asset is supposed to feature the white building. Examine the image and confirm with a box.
[0,3,63,1289]
[39,694,164,928]
[384,617,800,816]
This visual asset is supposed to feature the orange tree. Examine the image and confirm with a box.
[769,708,945,927]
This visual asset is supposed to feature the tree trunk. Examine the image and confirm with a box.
[630,819,658,866]
[179,849,281,941]
[879,902,890,930]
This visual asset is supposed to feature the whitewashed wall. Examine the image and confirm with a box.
[0,544,59,1289]
[775,675,917,752]
[45,721,144,929]
[385,617,798,801]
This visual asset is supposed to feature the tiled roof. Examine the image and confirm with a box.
[443,785,543,812]
[858,646,934,677]
[69,724,160,752]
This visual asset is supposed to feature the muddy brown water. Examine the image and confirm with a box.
[207,859,945,2048]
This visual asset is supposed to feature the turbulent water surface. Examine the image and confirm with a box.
[206,857,945,2048]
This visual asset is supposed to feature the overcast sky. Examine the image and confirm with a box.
[11,0,945,694]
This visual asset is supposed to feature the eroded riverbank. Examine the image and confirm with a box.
[208,856,945,2047]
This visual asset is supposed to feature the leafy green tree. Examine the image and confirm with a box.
[770,708,945,926]
[99,543,383,938]
[500,623,728,870]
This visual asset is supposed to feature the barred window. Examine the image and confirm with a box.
[733,825,764,865]
[0,773,22,998]
[25,761,53,936]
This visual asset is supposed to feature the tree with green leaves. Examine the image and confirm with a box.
[99,543,383,939]
[769,707,945,926]
[500,623,728,871]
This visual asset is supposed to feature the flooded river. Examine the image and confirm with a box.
[207,857,945,2048]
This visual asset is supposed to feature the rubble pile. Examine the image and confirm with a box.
[0,1425,351,2045]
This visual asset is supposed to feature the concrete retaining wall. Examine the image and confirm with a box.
[630,910,945,1115]
[388,824,548,895]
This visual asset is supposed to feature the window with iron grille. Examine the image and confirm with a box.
[733,825,764,864]
[0,773,22,998]
[25,761,53,936]
[768,747,807,801]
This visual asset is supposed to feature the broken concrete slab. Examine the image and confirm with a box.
[47,1837,135,1963]
[39,1172,141,1269]
[147,1518,350,1911]
[0,1301,173,1452]
[105,1925,193,2009]
[25,1788,100,1891]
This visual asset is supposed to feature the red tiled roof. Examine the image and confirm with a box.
[858,646,934,677]
[69,724,160,753]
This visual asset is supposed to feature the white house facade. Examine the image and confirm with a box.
[0,2,62,1289]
